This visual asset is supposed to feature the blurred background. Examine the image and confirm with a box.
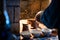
[20,0,49,19]
[0,0,58,40]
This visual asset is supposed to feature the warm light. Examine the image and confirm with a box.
[20,36,23,40]
[39,23,47,29]
[30,34,34,39]
[20,20,28,33]
[36,28,41,30]
[28,24,32,32]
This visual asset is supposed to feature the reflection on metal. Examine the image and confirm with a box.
[4,0,10,29]
[4,10,10,25]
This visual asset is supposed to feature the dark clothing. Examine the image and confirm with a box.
[40,0,60,40]
[0,9,8,40]
[0,0,11,40]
